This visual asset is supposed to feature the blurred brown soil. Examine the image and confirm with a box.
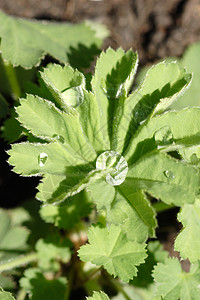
[0,0,200,65]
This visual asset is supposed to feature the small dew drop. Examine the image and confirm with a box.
[163,170,174,180]
[53,134,65,144]
[38,152,48,167]
[190,153,199,165]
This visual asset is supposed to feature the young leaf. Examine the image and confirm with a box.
[78,224,147,283]
[8,51,200,213]
[87,179,116,210]
[20,268,67,300]
[127,107,200,164]
[0,209,29,255]
[87,291,109,300]
[107,190,156,243]
[118,62,191,155]
[127,152,199,206]
[39,190,92,229]
[0,11,107,68]
[153,258,200,300]
[174,199,200,263]
[35,234,71,271]
[0,289,15,300]
[91,48,138,149]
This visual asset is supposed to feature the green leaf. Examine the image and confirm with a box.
[0,289,15,300]
[0,209,29,253]
[0,274,15,290]
[108,190,156,243]
[87,179,116,210]
[77,91,106,152]
[78,224,147,283]
[0,95,8,120]
[170,42,200,109]
[1,110,23,143]
[127,107,200,164]
[87,291,109,300]
[35,233,71,271]
[119,62,191,156]
[153,258,200,300]
[112,284,157,300]
[174,199,200,263]
[91,48,138,150]
[20,268,67,300]
[39,190,92,229]
[8,142,91,176]
[0,11,106,68]
[40,64,86,110]
[127,152,200,206]
[132,241,168,287]
[16,94,96,161]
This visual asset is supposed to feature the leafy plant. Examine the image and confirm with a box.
[2,45,200,299]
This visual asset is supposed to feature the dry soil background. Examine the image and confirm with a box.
[0,0,200,64]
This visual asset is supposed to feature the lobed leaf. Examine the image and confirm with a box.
[118,62,191,155]
[87,291,109,300]
[153,258,200,300]
[35,233,71,271]
[174,199,200,263]
[20,268,67,300]
[0,289,15,300]
[39,190,92,229]
[78,224,147,283]
[127,152,199,206]
[0,11,106,68]
[107,190,156,243]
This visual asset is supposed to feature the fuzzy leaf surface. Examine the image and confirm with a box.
[87,291,109,300]
[119,62,191,156]
[107,190,156,243]
[8,52,200,213]
[78,225,147,282]
[20,268,67,300]
[0,11,106,68]
[35,234,71,271]
[153,258,200,300]
[39,190,92,229]
[0,289,15,300]
[174,199,200,262]
[127,152,199,206]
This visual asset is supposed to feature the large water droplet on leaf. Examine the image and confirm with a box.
[61,86,84,107]
[38,152,48,167]
[163,170,174,180]
[96,151,128,186]
[154,126,174,148]
[61,73,84,107]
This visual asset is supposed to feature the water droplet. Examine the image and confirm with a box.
[96,151,128,186]
[190,153,199,165]
[154,126,173,147]
[38,152,48,167]
[53,134,65,144]
[163,170,174,180]
[61,86,84,108]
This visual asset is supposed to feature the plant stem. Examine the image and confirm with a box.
[152,202,175,213]
[16,289,26,300]
[0,253,37,272]
[0,56,21,99]
[111,280,132,300]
